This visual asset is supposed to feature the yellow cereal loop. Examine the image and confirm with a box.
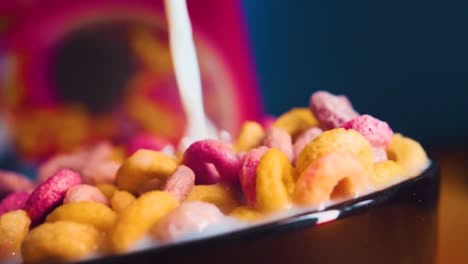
[109,191,179,253]
[46,202,117,230]
[0,210,31,259]
[116,149,178,194]
[234,121,265,152]
[386,134,430,176]
[96,183,119,200]
[185,184,240,214]
[256,148,295,213]
[110,146,126,162]
[110,191,136,214]
[229,206,263,222]
[273,108,319,138]
[21,221,102,264]
[371,161,405,190]
[296,128,374,174]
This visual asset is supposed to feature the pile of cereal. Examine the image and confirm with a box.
[0,91,429,263]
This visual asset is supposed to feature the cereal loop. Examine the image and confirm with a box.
[239,146,269,207]
[256,148,295,213]
[386,134,429,176]
[309,91,359,129]
[182,139,241,185]
[109,191,179,253]
[293,152,368,207]
[24,169,82,226]
[273,108,319,138]
[234,121,265,152]
[185,184,240,214]
[116,149,178,194]
[110,191,136,214]
[262,127,294,161]
[0,210,31,259]
[0,170,34,198]
[371,161,405,190]
[342,114,393,147]
[46,202,117,231]
[96,184,119,200]
[163,165,195,203]
[0,191,30,217]
[21,221,102,264]
[229,206,263,222]
[64,184,109,205]
[296,128,374,175]
[293,127,323,164]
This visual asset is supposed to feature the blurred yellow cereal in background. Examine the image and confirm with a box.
[234,121,264,152]
[273,108,318,138]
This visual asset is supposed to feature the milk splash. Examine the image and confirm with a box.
[164,0,219,150]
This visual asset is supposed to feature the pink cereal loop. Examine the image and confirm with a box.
[342,114,393,147]
[163,165,195,203]
[0,191,30,217]
[309,91,359,130]
[262,127,294,161]
[182,139,241,185]
[239,146,270,207]
[293,127,323,165]
[0,170,35,197]
[24,169,82,226]
[64,184,109,205]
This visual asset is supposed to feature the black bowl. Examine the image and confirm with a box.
[79,161,439,264]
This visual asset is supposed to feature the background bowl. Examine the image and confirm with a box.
[78,161,439,264]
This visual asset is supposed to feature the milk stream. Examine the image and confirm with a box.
[164,0,215,150]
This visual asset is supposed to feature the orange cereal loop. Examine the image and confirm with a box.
[110,191,136,214]
[386,134,430,176]
[371,161,405,190]
[21,221,102,264]
[293,152,369,207]
[296,128,374,175]
[234,121,265,152]
[96,184,119,200]
[229,206,263,222]
[46,202,117,231]
[109,191,179,253]
[256,148,295,213]
[0,210,31,259]
[273,108,319,138]
[116,149,178,194]
[185,184,240,214]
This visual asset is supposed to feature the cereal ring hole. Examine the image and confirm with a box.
[330,177,355,200]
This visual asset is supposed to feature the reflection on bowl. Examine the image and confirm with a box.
[78,161,439,264]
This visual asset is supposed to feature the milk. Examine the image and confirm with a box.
[164,0,219,150]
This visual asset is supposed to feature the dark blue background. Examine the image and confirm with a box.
[243,0,468,146]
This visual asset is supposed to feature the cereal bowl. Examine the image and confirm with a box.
[74,160,439,264]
